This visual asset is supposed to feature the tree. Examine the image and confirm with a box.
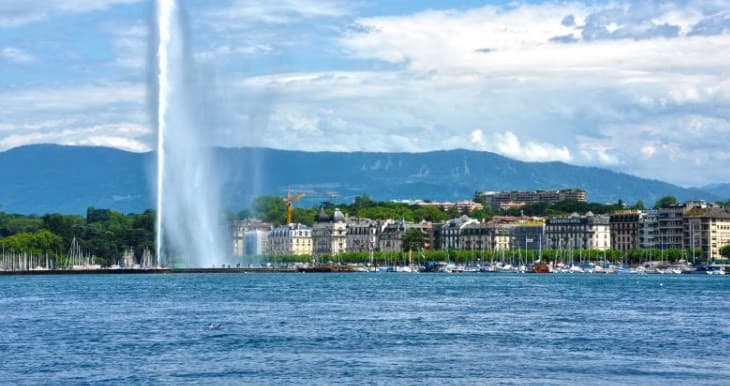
[351,195,375,212]
[252,195,287,224]
[401,228,425,252]
[445,205,460,219]
[0,213,43,237]
[291,207,317,226]
[716,200,730,208]
[412,206,448,222]
[655,196,678,209]
[0,229,63,256]
[224,209,250,222]
[41,213,84,249]
[720,245,730,259]
[236,209,252,220]
[632,200,645,210]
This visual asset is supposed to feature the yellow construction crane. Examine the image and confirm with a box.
[283,188,339,224]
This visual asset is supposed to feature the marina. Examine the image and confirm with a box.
[1,260,727,275]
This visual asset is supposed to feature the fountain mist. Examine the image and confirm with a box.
[154,0,226,267]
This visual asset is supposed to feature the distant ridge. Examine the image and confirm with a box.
[0,144,720,214]
[700,183,730,198]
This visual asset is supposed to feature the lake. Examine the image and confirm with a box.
[1,273,728,385]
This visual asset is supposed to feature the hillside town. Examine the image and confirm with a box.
[232,189,730,266]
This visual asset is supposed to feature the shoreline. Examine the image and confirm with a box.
[0,267,300,275]
[1,266,727,276]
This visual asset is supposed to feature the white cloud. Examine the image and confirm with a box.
[106,21,147,70]
[0,123,151,152]
[340,3,730,76]
[1,47,34,63]
[203,0,352,27]
[578,114,730,185]
[470,129,486,148]
[0,82,143,115]
[194,43,273,62]
[0,0,142,28]
[640,144,657,158]
[577,139,620,165]
[470,129,572,162]
[497,131,572,162]
[191,0,355,61]
[0,82,148,151]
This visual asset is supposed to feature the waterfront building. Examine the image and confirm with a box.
[484,217,521,251]
[657,206,685,250]
[378,219,429,253]
[510,218,546,251]
[346,218,378,253]
[639,210,658,249]
[312,208,347,259]
[446,216,540,252]
[545,212,610,251]
[432,221,445,250]
[460,221,491,252]
[418,221,435,251]
[657,201,714,250]
[684,207,730,261]
[268,223,312,256]
[440,216,480,251]
[493,226,512,251]
[478,189,586,209]
[460,221,512,252]
[610,211,641,252]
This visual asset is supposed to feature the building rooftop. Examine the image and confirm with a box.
[685,207,730,219]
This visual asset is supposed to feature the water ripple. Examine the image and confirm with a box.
[0,273,728,385]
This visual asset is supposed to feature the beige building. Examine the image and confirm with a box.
[267,223,312,256]
[312,208,347,260]
[684,207,730,261]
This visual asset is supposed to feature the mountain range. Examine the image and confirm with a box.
[0,144,724,215]
[699,183,730,198]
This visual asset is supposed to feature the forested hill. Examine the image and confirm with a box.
[0,144,720,214]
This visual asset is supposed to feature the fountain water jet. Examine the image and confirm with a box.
[154,0,226,267]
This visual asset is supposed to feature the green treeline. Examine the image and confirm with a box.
[0,208,154,266]
[245,195,641,227]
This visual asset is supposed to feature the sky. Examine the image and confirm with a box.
[0,0,729,187]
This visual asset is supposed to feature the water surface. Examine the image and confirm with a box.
[1,273,728,385]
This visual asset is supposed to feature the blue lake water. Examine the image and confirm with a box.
[1,273,729,385]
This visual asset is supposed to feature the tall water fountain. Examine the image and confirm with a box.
[154,0,226,267]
